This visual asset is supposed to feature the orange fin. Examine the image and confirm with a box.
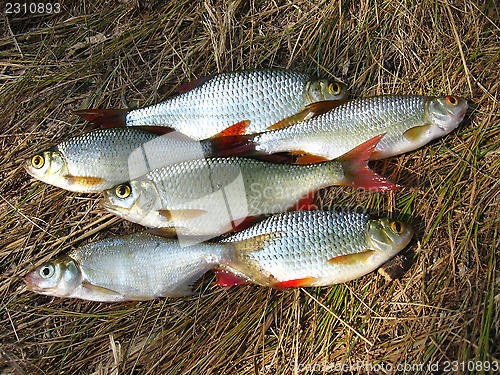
[65,175,105,186]
[328,249,376,265]
[174,75,214,94]
[294,153,330,164]
[158,208,207,221]
[75,109,129,128]
[213,269,250,287]
[211,120,250,138]
[268,100,347,131]
[274,276,318,289]
[337,134,399,191]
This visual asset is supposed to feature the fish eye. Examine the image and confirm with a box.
[390,220,404,234]
[31,154,45,169]
[328,82,341,95]
[115,184,131,199]
[445,95,459,106]
[39,264,55,279]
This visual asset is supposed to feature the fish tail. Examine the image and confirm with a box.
[75,109,129,128]
[336,134,399,192]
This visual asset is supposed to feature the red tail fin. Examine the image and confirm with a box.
[75,109,129,128]
[337,134,399,192]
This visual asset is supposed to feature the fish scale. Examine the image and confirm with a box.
[124,69,348,139]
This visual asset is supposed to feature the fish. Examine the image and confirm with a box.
[24,210,413,301]
[75,69,349,140]
[24,232,226,302]
[101,135,398,237]
[215,209,413,288]
[24,124,278,193]
[209,95,468,162]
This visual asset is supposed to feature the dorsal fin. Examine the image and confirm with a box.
[231,232,283,254]
[174,75,214,94]
[75,109,129,128]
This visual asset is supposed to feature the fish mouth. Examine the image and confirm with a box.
[23,273,40,292]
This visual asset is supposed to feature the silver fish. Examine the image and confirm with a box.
[216,209,413,287]
[24,127,233,192]
[215,95,468,161]
[101,136,397,238]
[76,69,348,140]
[24,232,226,302]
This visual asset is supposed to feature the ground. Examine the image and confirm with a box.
[0,1,498,374]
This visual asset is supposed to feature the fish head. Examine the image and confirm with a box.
[426,95,468,134]
[24,148,67,186]
[365,217,413,258]
[305,78,349,102]
[102,180,160,224]
[24,257,82,297]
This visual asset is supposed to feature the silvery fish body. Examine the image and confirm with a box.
[24,128,214,192]
[218,210,413,287]
[24,233,226,302]
[249,95,468,160]
[124,69,348,139]
[102,144,395,238]
[24,210,413,301]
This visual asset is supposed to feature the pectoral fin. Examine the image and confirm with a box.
[403,123,432,142]
[268,100,346,130]
[327,249,376,265]
[81,281,123,298]
[145,227,178,238]
[65,175,105,187]
[158,208,207,221]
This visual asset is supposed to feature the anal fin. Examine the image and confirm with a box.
[273,276,318,289]
[213,269,250,287]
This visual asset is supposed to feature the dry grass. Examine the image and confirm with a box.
[1,0,498,374]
